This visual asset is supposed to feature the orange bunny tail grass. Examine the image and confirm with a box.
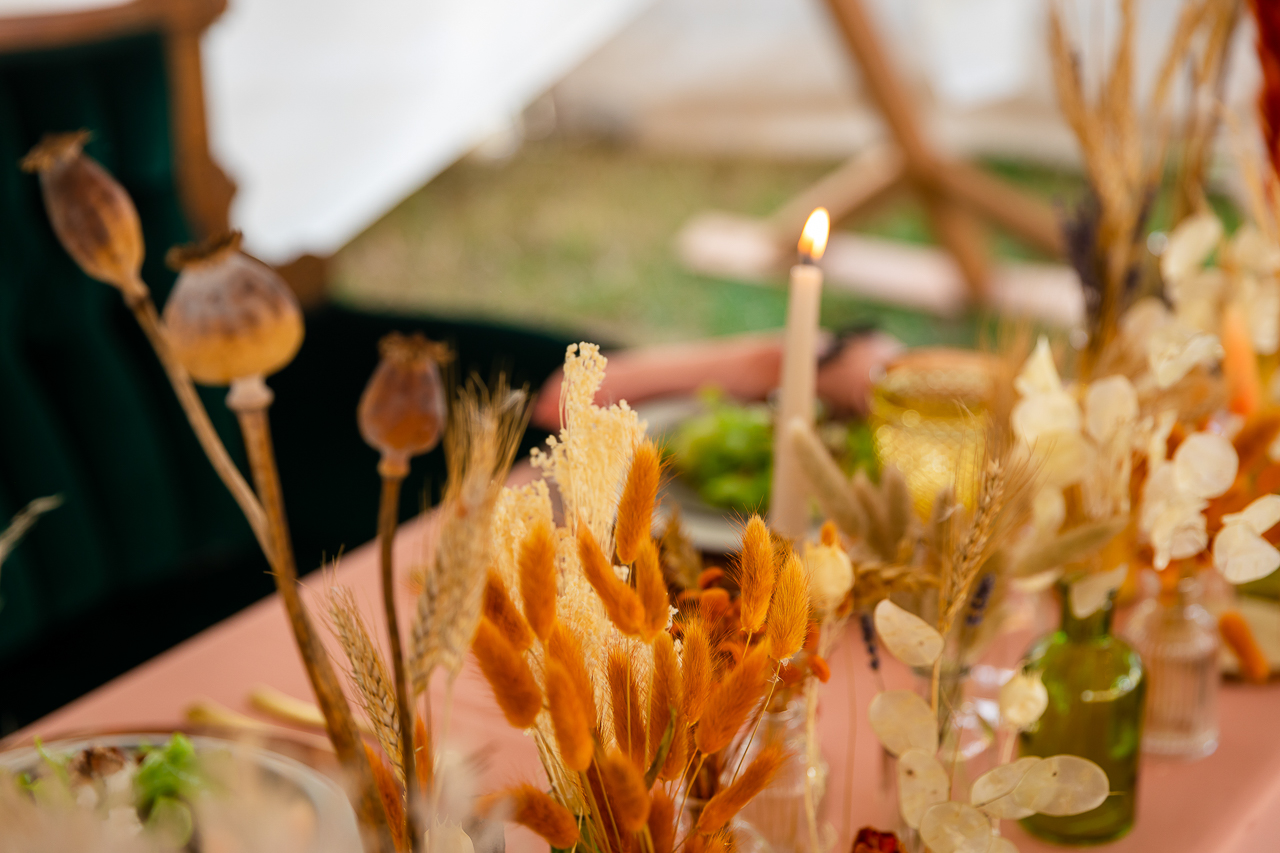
[636,537,670,641]
[599,749,651,832]
[648,631,682,769]
[766,549,810,661]
[607,647,648,770]
[481,784,580,849]
[364,742,407,852]
[578,521,645,635]
[819,520,840,547]
[518,518,558,643]
[472,617,542,729]
[735,515,776,634]
[697,743,788,834]
[695,644,770,756]
[548,621,598,720]
[648,787,676,853]
[483,569,535,652]
[681,617,713,725]
[1220,609,1270,683]
[546,659,595,771]
[414,714,432,795]
[617,439,662,565]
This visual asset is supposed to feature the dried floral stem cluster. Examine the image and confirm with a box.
[454,344,812,853]
[25,132,471,853]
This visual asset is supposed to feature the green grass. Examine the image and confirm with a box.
[332,139,1234,350]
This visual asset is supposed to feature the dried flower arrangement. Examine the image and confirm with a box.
[454,344,817,853]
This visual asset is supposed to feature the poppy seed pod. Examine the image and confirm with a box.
[22,130,145,301]
[358,332,450,477]
[162,232,304,388]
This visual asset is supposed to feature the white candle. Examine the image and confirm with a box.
[770,209,829,539]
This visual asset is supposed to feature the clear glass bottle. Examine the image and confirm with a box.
[735,697,827,853]
[1018,582,1146,845]
[1123,574,1219,758]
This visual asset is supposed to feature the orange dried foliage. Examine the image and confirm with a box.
[820,520,840,547]
[766,550,809,660]
[616,439,661,565]
[697,743,788,833]
[579,522,645,636]
[648,788,676,853]
[485,784,580,848]
[483,570,535,652]
[599,750,651,832]
[547,658,595,771]
[1220,609,1271,683]
[414,714,432,794]
[548,622,598,720]
[697,567,726,589]
[364,742,406,852]
[695,644,770,755]
[736,516,776,633]
[810,654,832,683]
[608,647,647,770]
[699,588,732,628]
[649,632,682,772]
[635,537,670,641]
[472,617,542,729]
[1257,462,1280,497]
[518,519,558,642]
[681,618,713,725]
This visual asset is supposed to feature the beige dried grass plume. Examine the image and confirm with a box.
[410,377,530,691]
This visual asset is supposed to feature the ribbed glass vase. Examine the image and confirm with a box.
[1018,582,1146,845]
[1123,575,1219,758]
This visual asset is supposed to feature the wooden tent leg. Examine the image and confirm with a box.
[940,161,1064,257]
[922,192,991,301]
[770,143,907,244]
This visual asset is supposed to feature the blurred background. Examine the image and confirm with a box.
[0,0,1262,729]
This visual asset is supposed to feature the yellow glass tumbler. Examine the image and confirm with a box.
[869,348,995,517]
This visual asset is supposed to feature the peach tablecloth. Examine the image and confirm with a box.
[10,508,1280,853]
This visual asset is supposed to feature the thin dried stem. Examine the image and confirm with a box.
[233,400,395,852]
[377,473,420,850]
[128,293,269,549]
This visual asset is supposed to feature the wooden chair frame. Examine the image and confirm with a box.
[0,0,234,240]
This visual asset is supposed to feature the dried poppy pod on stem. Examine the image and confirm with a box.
[164,233,395,852]
[21,130,146,303]
[357,332,451,844]
[21,132,268,550]
[358,332,451,478]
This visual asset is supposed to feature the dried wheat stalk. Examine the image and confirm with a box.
[329,586,404,785]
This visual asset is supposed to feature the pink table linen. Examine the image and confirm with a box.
[9,507,1280,853]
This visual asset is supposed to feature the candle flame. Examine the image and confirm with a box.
[798,208,830,261]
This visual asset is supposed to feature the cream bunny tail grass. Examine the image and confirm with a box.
[410,378,530,692]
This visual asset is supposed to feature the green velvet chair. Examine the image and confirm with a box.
[0,10,575,732]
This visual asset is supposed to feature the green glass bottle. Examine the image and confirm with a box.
[1019,583,1146,844]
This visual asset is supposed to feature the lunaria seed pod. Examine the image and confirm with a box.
[162,232,304,392]
[358,332,451,476]
[22,130,145,301]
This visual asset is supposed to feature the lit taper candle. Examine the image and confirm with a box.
[770,208,830,539]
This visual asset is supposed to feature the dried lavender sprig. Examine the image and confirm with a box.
[965,573,996,628]
[859,611,880,672]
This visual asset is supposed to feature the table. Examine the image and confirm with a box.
[10,502,1280,853]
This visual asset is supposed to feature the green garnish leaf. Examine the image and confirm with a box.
[146,795,195,847]
[134,734,204,815]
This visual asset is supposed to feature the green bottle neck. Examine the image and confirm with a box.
[1058,584,1115,640]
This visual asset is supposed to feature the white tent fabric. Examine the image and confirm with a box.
[554,0,1260,165]
[201,0,651,263]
